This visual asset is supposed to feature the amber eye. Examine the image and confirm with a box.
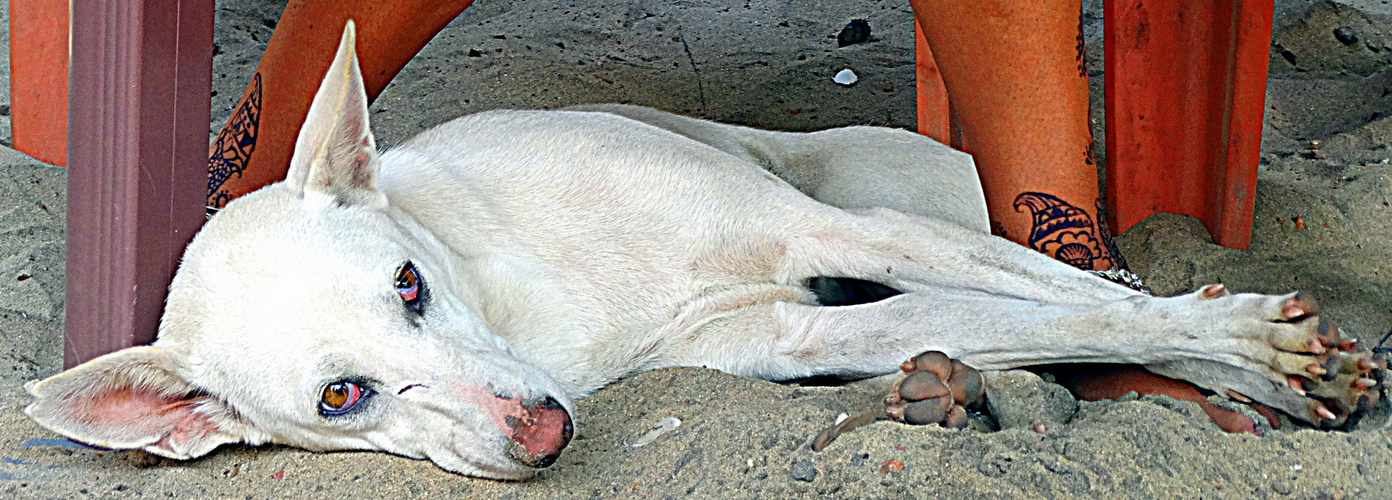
[320,381,362,415]
[395,263,420,303]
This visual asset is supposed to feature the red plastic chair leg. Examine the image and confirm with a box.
[9,0,69,166]
[913,20,966,152]
[1104,0,1275,249]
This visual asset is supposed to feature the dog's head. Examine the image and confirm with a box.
[25,21,573,480]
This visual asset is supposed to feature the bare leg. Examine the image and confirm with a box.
[907,0,1120,272]
[208,0,476,208]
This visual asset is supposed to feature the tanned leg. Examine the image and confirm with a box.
[907,0,1119,272]
[903,0,1282,432]
[208,0,476,208]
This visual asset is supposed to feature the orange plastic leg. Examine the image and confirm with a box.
[1104,0,1274,249]
[913,20,966,152]
[9,0,69,166]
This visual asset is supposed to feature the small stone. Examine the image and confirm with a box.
[790,458,818,482]
[879,459,904,473]
[1271,479,1294,495]
[984,370,1078,429]
[837,20,871,47]
[1333,27,1358,46]
[849,454,867,467]
[467,49,483,57]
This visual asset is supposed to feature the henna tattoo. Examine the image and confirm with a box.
[207,73,262,209]
[990,220,1008,239]
[1075,14,1087,78]
[1013,192,1114,271]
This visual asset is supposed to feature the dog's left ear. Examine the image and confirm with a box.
[24,346,264,460]
[284,20,386,208]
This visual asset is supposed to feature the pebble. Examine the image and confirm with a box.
[879,459,904,473]
[1333,26,1358,45]
[849,453,867,467]
[837,20,871,47]
[790,459,817,482]
[983,370,1078,429]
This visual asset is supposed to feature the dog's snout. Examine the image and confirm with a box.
[503,396,573,469]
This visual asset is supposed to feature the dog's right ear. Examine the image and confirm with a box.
[24,346,262,460]
[284,20,386,208]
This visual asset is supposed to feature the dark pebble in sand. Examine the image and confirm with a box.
[1271,480,1294,495]
[849,453,868,467]
[837,20,871,47]
[790,458,818,482]
[1333,26,1358,45]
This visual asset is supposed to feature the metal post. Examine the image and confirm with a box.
[65,0,214,367]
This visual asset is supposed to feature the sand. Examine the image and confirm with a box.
[2,0,1392,498]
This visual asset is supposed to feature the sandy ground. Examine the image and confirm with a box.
[3,0,1392,498]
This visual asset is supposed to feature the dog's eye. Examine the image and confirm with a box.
[320,381,362,415]
[395,263,420,303]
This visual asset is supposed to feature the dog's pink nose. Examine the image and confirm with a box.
[504,396,573,468]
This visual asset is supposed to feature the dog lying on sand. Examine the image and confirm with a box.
[25,22,1382,479]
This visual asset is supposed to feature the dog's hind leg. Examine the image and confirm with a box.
[565,104,990,233]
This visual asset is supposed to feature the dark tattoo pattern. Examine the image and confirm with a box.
[207,73,262,209]
[1013,192,1114,271]
[1075,14,1087,78]
[990,220,1008,239]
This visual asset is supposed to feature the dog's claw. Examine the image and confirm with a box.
[1315,405,1336,421]
[1280,294,1319,320]
[1306,364,1327,376]
[1199,283,1228,300]
[1287,376,1307,395]
[1225,389,1254,403]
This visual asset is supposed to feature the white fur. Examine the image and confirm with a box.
[27,22,1335,480]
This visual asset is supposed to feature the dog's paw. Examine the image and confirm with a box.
[809,351,985,452]
[1152,287,1384,428]
[883,351,985,427]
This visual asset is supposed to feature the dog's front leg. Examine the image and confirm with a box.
[661,283,1378,427]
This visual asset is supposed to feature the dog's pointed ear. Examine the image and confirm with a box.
[24,346,262,460]
[284,20,386,207]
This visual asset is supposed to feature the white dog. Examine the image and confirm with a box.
[25,22,1380,480]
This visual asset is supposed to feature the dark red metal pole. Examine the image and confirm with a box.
[66,0,213,367]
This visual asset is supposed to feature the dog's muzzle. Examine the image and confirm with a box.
[503,396,573,468]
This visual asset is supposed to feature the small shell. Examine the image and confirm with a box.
[833,69,858,86]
